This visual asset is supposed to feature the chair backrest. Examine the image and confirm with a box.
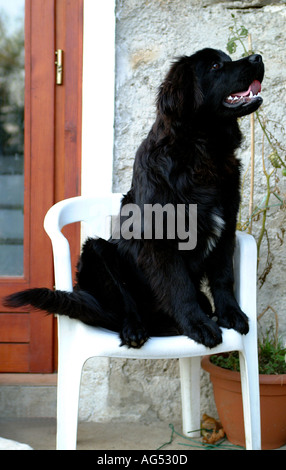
[45,194,122,237]
[44,194,122,291]
[78,194,122,240]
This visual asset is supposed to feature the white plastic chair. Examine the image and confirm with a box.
[43,194,261,450]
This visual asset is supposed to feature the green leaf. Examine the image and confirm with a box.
[239,25,248,38]
[227,38,237,54]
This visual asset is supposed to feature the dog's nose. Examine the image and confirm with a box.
[248,54,262,63]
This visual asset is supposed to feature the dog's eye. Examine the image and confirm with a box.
[211,63,221,71]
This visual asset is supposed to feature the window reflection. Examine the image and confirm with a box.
[0,1,24,276]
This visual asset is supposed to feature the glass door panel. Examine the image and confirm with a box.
[0,0,24,276]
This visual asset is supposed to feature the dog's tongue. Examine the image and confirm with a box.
[232,80,261,97]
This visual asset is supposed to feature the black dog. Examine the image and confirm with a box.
[5,48,264,349]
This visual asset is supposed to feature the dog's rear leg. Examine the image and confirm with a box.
[79,238,149,348]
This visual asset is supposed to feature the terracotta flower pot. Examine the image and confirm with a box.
[202,355,286,450]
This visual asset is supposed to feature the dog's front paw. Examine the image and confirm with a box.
[120,319,149,349]
[216,303,249,335]
[182,315,223,349]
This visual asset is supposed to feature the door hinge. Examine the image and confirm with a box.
[55,49,63,85]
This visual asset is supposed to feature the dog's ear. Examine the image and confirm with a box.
[156,57,203,119]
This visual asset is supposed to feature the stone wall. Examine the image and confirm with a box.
[80,0,286,426]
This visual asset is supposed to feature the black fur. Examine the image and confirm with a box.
[4,48,264,349]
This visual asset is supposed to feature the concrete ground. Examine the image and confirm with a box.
[0,374,246,451]
[0,418,246,451]
[0,374,284,451]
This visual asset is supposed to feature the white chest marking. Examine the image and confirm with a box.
[204,211,225,257]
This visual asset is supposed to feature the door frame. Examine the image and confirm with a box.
[0,0,83,373]
[81,0,115,198]
[0,0,56,373]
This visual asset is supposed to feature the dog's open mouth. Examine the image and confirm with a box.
[223,80,262,108]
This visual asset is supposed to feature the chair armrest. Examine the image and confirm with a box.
[44,202,73,292]
[234,230,257,321]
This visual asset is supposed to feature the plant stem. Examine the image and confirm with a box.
[258,305,279,348]
[256,173,271,265]
[256,112,286,169]
[233,16,249,55]
[256,133,274,264]
[247,34,255,233]
[248,113,255,234]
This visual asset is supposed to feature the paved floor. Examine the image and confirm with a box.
[0,418,246,451]
[1,418,285,451]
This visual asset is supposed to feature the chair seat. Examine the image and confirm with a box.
[59,316,245,360]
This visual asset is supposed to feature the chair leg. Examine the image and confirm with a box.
[239,350,261,450]
[56,359,83,450]
[179,356,201,438]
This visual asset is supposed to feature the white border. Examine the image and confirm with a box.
[81,0,116,196]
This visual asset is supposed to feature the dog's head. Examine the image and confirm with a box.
[157,48,264,121]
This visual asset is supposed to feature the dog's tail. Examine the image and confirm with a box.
[3,288,121,330]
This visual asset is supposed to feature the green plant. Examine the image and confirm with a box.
[258,335,286,375]
[211,337,286,375]
[227,15,250,56]
[224,16,286,371]
[211,351,240,372]
[211,338,286,375]
[211,307,286,375]
[227,15,286,286]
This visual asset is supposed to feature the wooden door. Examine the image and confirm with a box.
[0,0,82,373]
